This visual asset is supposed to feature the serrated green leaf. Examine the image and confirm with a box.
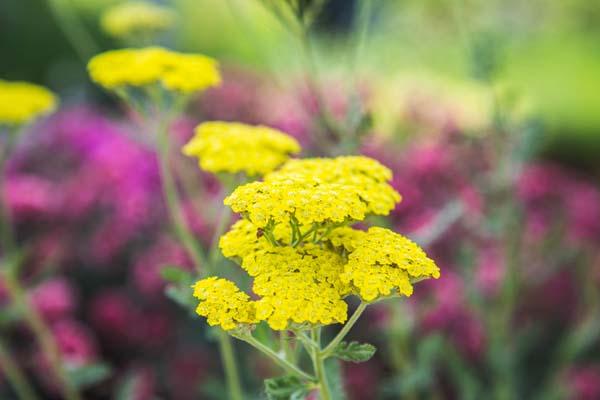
[160,265,193,284]
[68,362,111,389]
[264,375,309,400]
[331,341,376,363]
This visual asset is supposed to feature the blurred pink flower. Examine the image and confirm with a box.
[30,278,76,323]
[567,365,600,400]
[5,174,58,221]
[421,272,485,359]
[475,245,505,297]
[52,320,98,367]
[90,290,139,348]
[343,362,381,400]
[132,236,192,297]
[167,350,209,399]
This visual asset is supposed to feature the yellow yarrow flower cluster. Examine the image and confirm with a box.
[266,156,401,216]
[88,47,221,94]
[182,122,300,176]
[192,277,258,331]
[100,1,176,38]
[340,227,440,301]
[224,179,367,228]
[251,246,350,330]
[0,80,57,126]
[195,154,439,332]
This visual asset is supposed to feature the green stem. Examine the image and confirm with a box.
[0,147,15,255]
[322,302,367,356]
[3,271,81,400]
[156,116,207,274]
[217,330,244,400]
[0,337,39,400]
[154,114,244,399]
[312,328,332,400]
[208,200,233,269]
[46,0,99,63]
[241,334,315,382]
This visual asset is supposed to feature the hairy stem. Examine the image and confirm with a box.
[322,302,367,356]
[217,330,244,400]
[241,334,315,382]
[156,115,207,273]
[312,328,332,400]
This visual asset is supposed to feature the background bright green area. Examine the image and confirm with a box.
[1,0,599,166]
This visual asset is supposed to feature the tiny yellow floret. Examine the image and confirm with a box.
[183,122,300,176]
[0,80,57,126]
[88,47,221,94]
[340,227,440,302]
[100,1,176,38]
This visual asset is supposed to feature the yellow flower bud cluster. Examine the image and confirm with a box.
[88,47,221,94]
[0,80,57,126]
[183,122,300,176]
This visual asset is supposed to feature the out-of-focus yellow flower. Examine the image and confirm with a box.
[0,80,57,126]
[183,121,301,176]
[87,47,221,94]
[340,227,440,302]
[100,1,176,39]
[192,277,258,331]
[266,156,401,216]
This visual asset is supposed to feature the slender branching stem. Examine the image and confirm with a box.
[240,334,316,382]
[322,302,368,357]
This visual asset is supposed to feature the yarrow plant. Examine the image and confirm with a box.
[192,153,440,399]
[87,46,306,400]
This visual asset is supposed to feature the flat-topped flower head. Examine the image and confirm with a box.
[224,179,367,228]
[340,227,440,302]
[249,245,350,330]
[193,277,258,331]
[88,47,221,94]
[100,1,176,39]
[183,122,300,176]
[266,156,401,215]
[0,80,57,126]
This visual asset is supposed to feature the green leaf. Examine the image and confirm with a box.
[160,265,193,284]
[331,341,376,363]
[264,375,310,400]
[68,362,111,389]
[165,285,195,309]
